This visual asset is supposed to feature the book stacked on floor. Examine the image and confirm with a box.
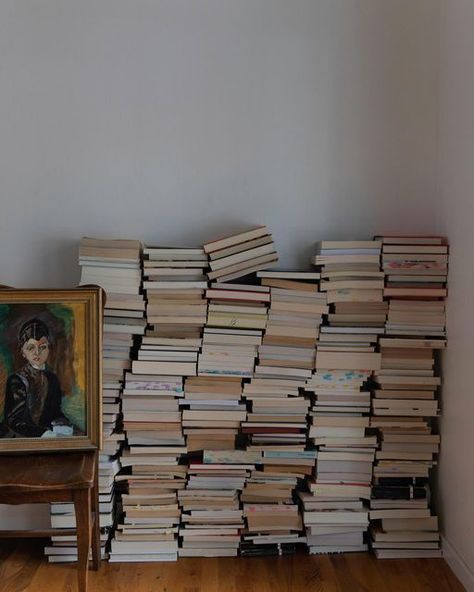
[241,376,311,555]
[181,376,245,452]
[369,237,447,558]
[198,284,270,378]
[178,450,254,557]
[112,371,187,561]
[46,458,120,562]
[302,345,381,553]
[369,477,440,559]
[238,271,324,555]
[240,445,314,556]
[110,445,185,562]
[45,534,110,564]
[76,238,146,561]
[369,337,444,558]
[110,363,189,562]
[203,226,278,282]
[109,242,208,562]
[241,502,304,557]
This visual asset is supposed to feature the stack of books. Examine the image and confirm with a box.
[142,246,208,338]
[240,446,314,556]
[110,366,189,562]
[109,244,203,562]
[65,237,146,562]
[203,226,278,283]
[304,365,378,554]
[237,271,325,556]
[297,239,385,554]
[313,239,384,407]
[241,503,304,557]
[46,456,120,562]
[198,284,269,378]
[379,235,448,339]
[242,271,324,446]
[179,450,252,557]
[369,236,448,559]
[378,236,448,300]
[242,378,310,447]
[256,271,325,360]
[110,445,185,562]
[313,240,384,305]
[369,337,444,558]
[182,376,245,452]
[79,237,146,344]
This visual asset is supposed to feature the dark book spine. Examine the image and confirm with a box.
[372,485,427,500]
[375,477,429,487]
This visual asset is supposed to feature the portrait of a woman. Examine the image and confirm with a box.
[3,318,77,438]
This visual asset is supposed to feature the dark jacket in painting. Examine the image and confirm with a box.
[4,363,69,437]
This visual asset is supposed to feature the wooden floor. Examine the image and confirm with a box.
[0,541,465,592]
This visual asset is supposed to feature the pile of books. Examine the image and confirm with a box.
[198,284,269,378]
[142,246,208,338]
[51,238,147,563]
[109,368,187,562]
[109,244,203,562]
[313,240,384,305]
[111,363,188,560]
[182,376,245,452]
[203,226,278,283]
[303,243,385,553]
[378,236,448,300]
[179,450,251,557]
[370,337,444,558]
[304,367,377,554]
[369,236,447,559]
[237,272,324,556]
[380,234,448,339]
[257,271,325,362]
[46,456,117,562]
[240,445,314,556]
[111,444,185,562]
[242,378,310,448]
[79,237,146,344]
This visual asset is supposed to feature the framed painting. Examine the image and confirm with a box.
[0,288,102,452]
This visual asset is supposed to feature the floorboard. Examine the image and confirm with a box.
[0,541,465,592]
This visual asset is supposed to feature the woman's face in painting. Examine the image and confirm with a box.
[22,337,50,369]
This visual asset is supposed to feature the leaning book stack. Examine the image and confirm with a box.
[203,226,278,283]
[369,236,447,559]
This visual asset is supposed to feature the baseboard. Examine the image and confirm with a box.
[442,536,474,592]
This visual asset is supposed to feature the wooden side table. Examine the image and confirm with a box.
[0,450,100,592]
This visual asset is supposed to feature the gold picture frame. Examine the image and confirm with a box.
[0,287,102,452]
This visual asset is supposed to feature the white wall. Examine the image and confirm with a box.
[438,1,474,589]
[0,1,441,531]
[0,0,439,288]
